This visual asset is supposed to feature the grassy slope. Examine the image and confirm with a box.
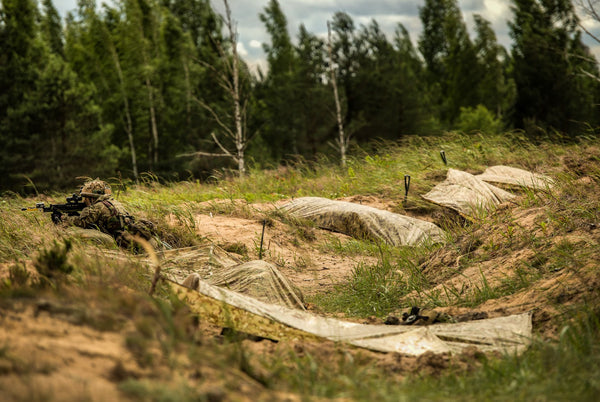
[1,132,599,401]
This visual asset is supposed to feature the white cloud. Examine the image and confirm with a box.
[579,13,600,31]
[51,0,78,16]
[51,0,600,66]
[249,39,262,49]
[236,42,248,57]
[483,0,510,23]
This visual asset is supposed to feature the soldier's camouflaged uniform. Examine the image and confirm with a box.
[65,180,158,251]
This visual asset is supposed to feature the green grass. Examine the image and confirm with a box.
[312,242,436,316]
[2,131,600,400]
[106,131,567,209]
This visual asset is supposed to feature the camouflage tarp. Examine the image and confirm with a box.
[156,246,305,310]
[477,165,554,190]
[422,169,516,218]
[156,244,242,279]
[169,278,532,356]
[181,260,305,310]
[103,245,306,310]
[279,197,445,246]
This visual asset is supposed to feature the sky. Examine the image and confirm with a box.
[53,0,600,73]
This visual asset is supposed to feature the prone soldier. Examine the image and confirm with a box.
[60,179,161,251]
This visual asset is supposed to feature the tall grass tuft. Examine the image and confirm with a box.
[33,239,74,288]
[313,242,438,317]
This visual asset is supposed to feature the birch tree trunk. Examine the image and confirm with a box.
[177,0,248,177]
[109,41,138,180]
[145,74,159,166]
[225,0,246,176]
[132,1,160,168]
[183,58,192,129]
[327,21,347,167]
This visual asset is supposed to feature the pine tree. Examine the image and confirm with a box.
[41,0,64,58]
[124,0,161,168]
[258,0,300,160]
[25,54,118,189]
[65,1,140,180]
[418,0,478,125]
[392,24,437,135]
[0,0,118,191]
[509,0,599,136]
[293,24,333,158]
[0,0,45,191]
[472,15,514,122]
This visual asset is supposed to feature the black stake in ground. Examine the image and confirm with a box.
[404,175,411,205]
[259,219,266,260]
[440,150,447,165]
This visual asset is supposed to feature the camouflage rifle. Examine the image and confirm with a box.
[21,193,87,224]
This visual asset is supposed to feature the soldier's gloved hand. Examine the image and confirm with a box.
[51,211,63,224]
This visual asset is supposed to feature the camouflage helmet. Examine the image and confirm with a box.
[81,179,112,197]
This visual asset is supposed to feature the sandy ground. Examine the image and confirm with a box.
[190,199,379,298]
[1,181,598,400]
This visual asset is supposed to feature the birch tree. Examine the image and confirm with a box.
[126,0,160,168]
[327,21,348,167]
[180,0,249,177]
[108,29,139,180]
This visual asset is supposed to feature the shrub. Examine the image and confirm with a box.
[456,104,503,135]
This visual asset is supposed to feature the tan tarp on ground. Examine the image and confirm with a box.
[170,277,532,356]
[279,197,446,246]
[102,244,306,310]
[154,244,243,277]
[477,165,554,190]
[181,260,306,311]
[157,246,305,310]
[422,169,516,218]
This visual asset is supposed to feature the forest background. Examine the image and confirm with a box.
[1,0,600,193]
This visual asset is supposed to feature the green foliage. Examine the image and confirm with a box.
[473,15,516,120]
[418,0,482,124]
[33,239,74,287]
[29,54,120,190]
[0,0,46,191]
[257,0,306,161]
[313,242,438,317]
[316,259,406,317]
[509,0,600,137]
[40,0,64,57]
[456,104,503,134]
[8,263,30,287]
[1,0,599,189]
